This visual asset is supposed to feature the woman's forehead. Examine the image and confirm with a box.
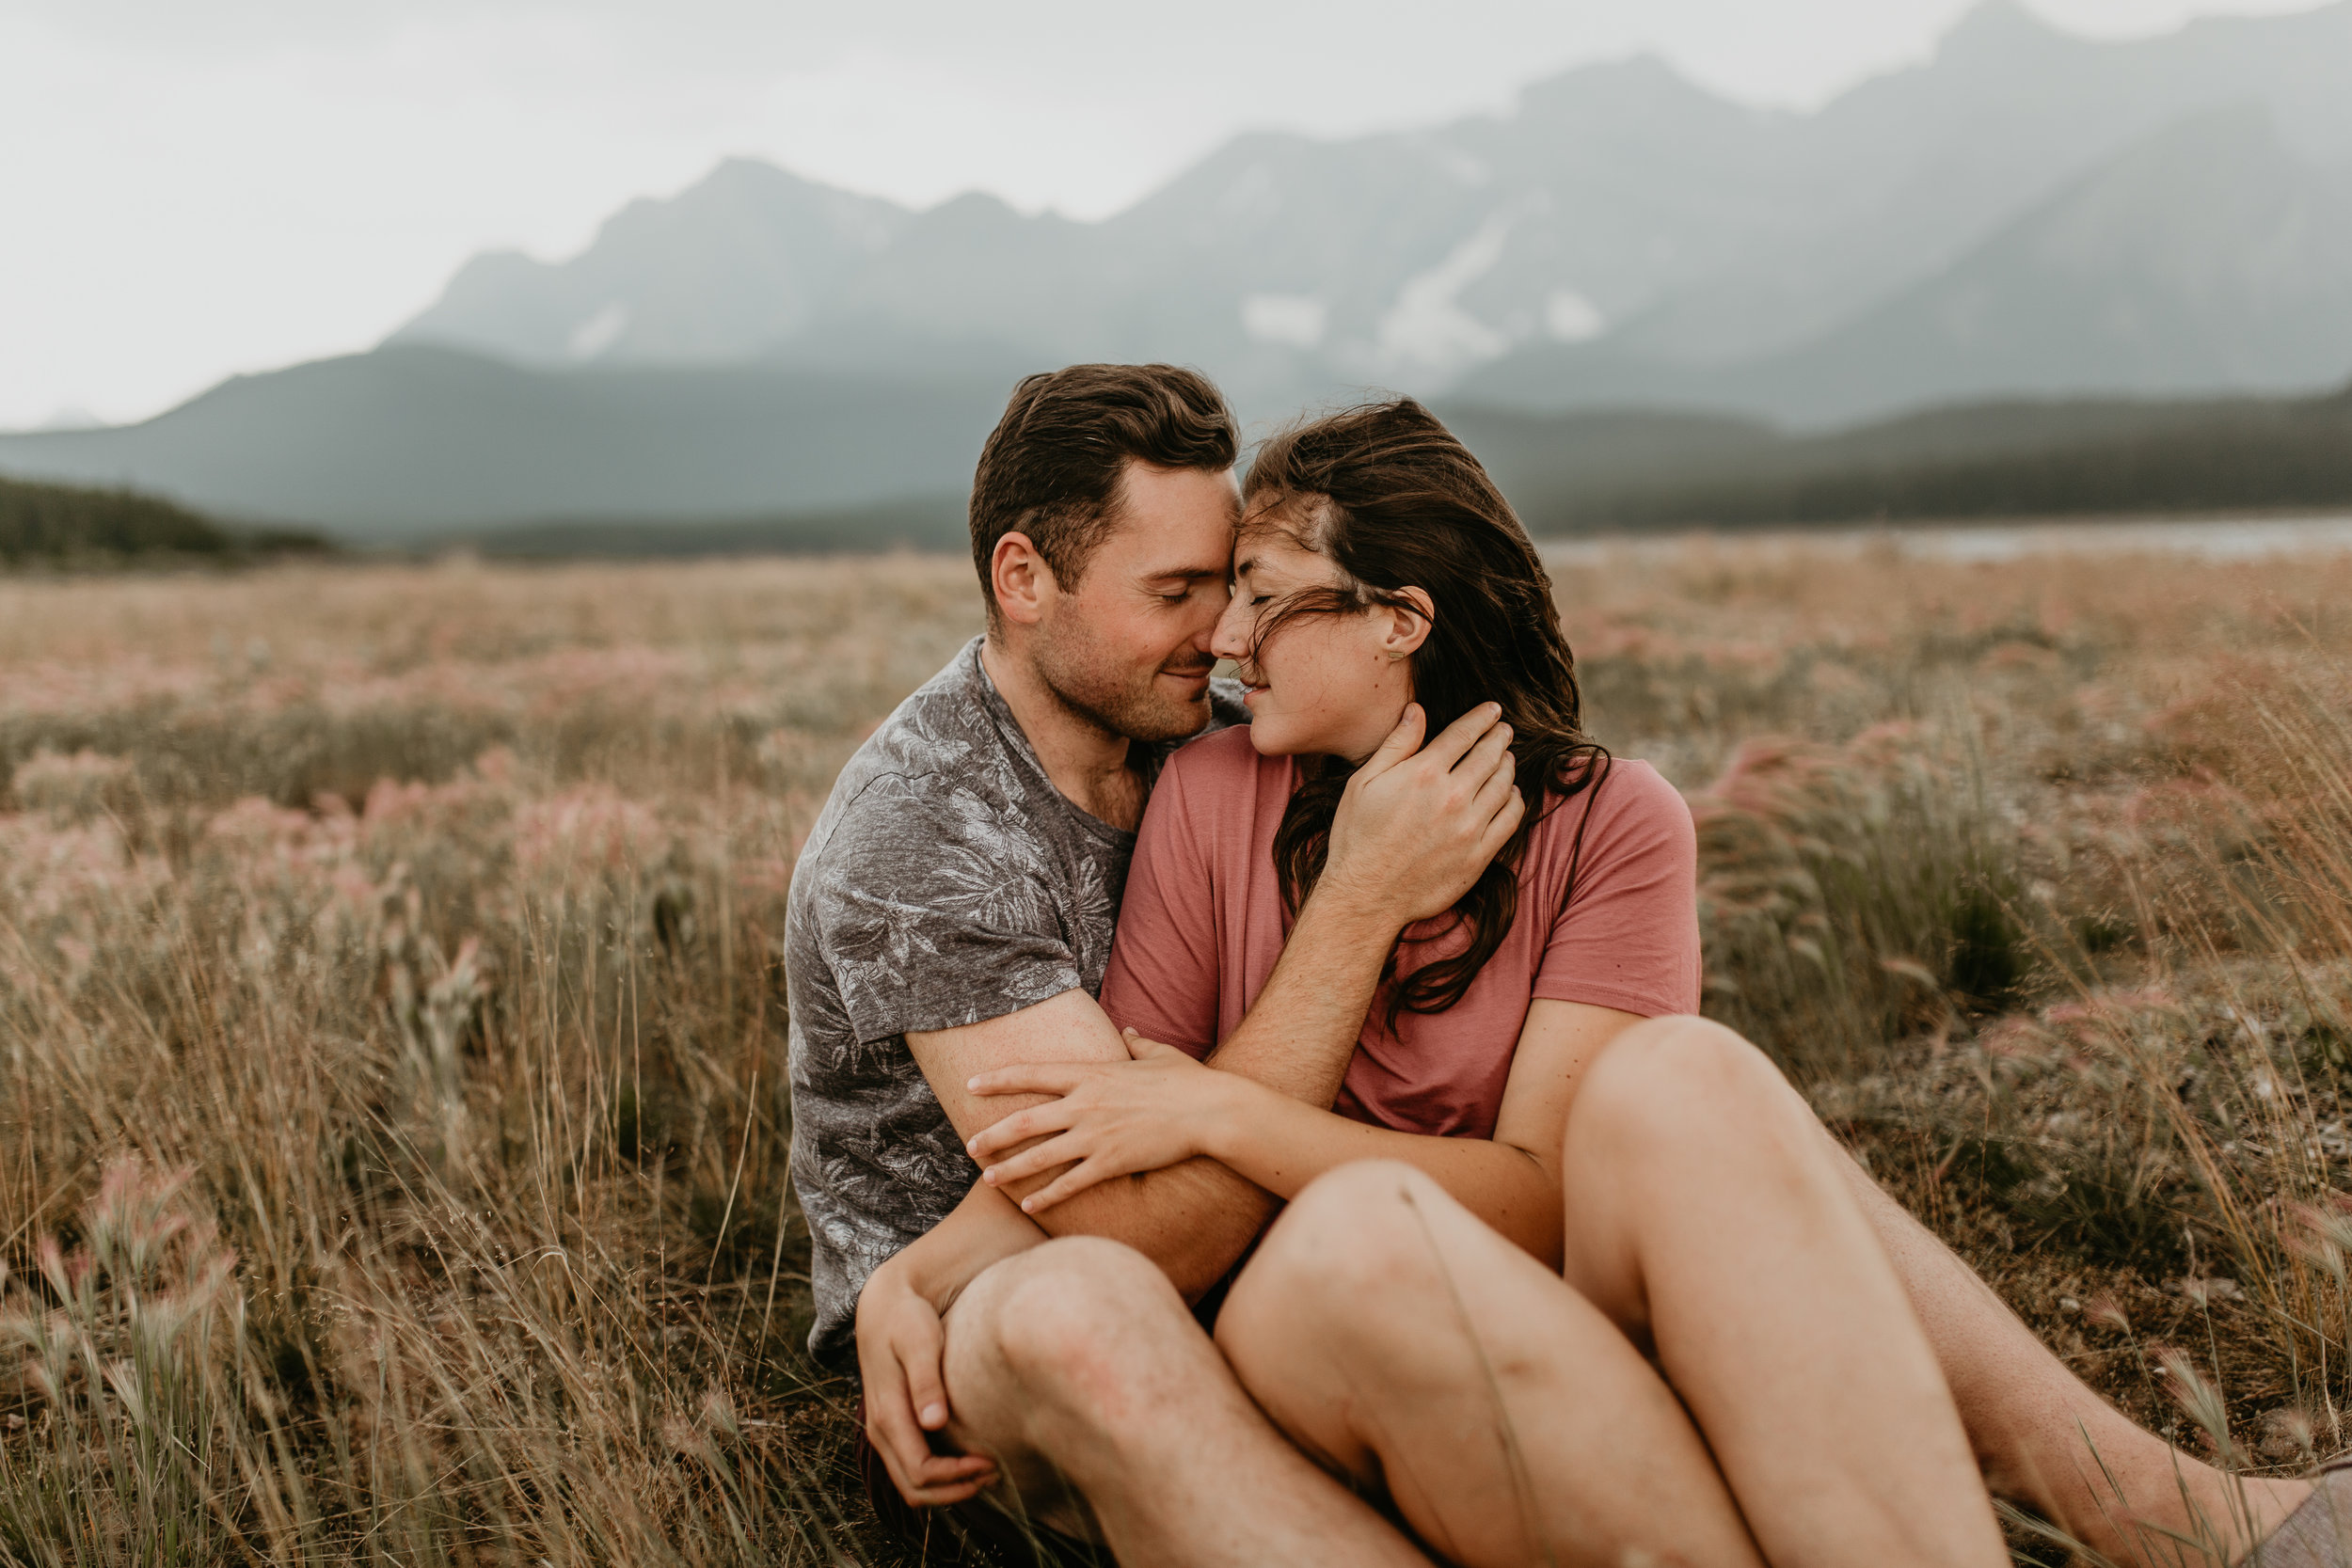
[1235,499,1332,575]
[1245,484,1338,530]
[1234,529,1331,580]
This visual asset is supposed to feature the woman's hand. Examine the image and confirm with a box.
[965,1029,1235,1213]
[1322,701,1524,928]
[853,1255,999,1508]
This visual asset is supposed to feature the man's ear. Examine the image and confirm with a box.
[1379,588,1435,659]
[991,531,1060,627]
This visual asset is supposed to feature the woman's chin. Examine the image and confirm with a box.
[1244,714,1306,757]
[1245,715,1343,759]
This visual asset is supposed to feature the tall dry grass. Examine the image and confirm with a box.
[0,559,978,1565]
[0,542,2349,1564]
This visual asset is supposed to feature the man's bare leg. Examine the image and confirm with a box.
[1217,1018,2007,1568]
[937,1235,1432,1568]
[1838,1151,2312,1565]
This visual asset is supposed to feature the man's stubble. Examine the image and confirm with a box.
[1030,613,1215,747]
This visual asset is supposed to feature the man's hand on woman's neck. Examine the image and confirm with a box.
[980,636,1147,832]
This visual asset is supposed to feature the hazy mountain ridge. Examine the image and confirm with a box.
[1461,103,2352,421]
[409,162,914,367]
[388,0,2352,419]
[0,346,1011,537]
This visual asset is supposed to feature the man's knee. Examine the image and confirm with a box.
[1567,1015,1797,1164]
[1217,1161,1450,1362]
[949,1236,1199,1418]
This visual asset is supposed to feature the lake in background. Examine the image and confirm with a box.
[1545,513,2352,567]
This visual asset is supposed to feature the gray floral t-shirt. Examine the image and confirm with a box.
[786,637,1245,1360]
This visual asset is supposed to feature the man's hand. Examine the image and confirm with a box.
[1321,702,1524,927]
[854,1255,999,1508]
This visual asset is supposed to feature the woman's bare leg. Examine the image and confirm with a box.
[1837,1157,2311,1565]
[1552,1016,2007,1567]
[1219,1016,2010,1568]
[1215,1160,1766,1568]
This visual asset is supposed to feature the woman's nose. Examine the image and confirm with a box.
[1209,601,1248,660]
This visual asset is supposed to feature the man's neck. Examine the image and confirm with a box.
[979,636,1147,832]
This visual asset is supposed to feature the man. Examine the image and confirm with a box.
[788,363,2320,1566]
[786,362,1518,1561]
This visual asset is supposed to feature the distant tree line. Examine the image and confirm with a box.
[1518,381,2352,532]
[0,475,329,566]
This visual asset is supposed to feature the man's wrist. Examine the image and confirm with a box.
[870,1248,938,1311]
[1297,872,1406,942]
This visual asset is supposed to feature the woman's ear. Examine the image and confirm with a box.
[1379,589,1435,660]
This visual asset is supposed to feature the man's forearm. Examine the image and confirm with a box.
[892,1178,1049,1312]
[1028,1155,1276,1300]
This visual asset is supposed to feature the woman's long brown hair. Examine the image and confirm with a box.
[1246,398,1610,1020]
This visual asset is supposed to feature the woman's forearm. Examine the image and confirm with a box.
[1202,1076,1565,1265]
[887,1176,1050,1312]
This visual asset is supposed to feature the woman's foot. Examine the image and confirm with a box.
[2029,1445,2313,1568]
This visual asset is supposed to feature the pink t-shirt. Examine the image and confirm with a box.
[1098,726,1701,1140]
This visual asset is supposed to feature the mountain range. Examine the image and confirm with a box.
[388,0,2352,423]
[6,0,2351,537]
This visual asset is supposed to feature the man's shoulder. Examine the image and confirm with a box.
[1203,676,1251,736]
[792,645,1005,873]
[844,643,995,783]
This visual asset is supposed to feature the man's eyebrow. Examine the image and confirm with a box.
[1139,566,1229,583]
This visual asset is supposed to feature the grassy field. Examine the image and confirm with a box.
[3,542,2351,1565]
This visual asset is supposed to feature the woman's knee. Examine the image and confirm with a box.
[1245,1161,1454,1293]
[1216,1161,1454,1365]
[1565,1015,1800,1165]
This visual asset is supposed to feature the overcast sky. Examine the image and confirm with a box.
[0,0,2327,429]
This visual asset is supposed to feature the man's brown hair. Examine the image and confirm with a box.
[968,364,1237,614]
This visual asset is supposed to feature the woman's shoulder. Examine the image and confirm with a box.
[1135,723,1282,872]
[1593,756,1689,819]
[1535,755,1693,854]
[1139,723,1279,835]
[1161,721,1277,790]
